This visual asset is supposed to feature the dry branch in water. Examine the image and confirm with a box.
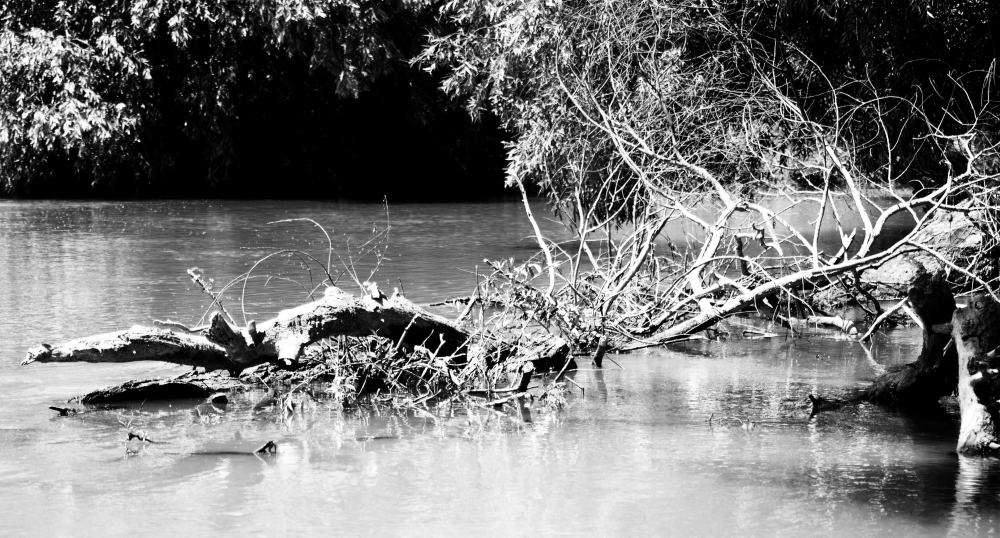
[21,209,576,411]
[456,5,1000,356]
[23,278,573,409]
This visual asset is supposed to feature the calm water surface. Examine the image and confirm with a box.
[0,200,997,536]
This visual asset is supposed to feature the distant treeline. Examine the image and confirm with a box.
[0,1,508,198]
[1,1,997,199]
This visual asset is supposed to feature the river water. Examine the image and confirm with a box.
[0,200,997,536]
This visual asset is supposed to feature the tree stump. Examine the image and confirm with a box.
[953,293,1000,455]
[864,272,957,407]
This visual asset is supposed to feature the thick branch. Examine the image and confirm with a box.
[257,286,471,362]
[23,286,471,373]
[863,272,957,407]
[23,329,232,370]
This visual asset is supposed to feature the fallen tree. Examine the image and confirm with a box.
[422,0,1000,359]
[23,285,471,375]
[22,283,572,405]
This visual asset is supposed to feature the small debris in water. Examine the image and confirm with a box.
[127,430,158,443]
[255,440,277,454]
[355,435,399,442]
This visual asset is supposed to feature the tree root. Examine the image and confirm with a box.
[862,272,957,407]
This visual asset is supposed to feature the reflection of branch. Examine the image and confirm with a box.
[859,341,886,376]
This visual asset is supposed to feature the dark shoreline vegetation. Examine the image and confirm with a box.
[0,0,512,199]
[9,1,1000,458]
[1,1,998,200]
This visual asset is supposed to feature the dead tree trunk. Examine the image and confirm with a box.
[77,373,244,404]
[863,272,957,407]
[22,286,472,374]
[953,294,1000,455]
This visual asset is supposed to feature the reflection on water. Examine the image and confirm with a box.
[0,200,996,535]
[952,457,1000,534]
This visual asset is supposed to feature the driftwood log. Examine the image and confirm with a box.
[24,285,573,404]
[22,286,472,375]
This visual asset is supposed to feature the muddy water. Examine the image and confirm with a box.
[0,200,996,536]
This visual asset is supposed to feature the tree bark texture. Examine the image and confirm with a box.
[77,373,243,405]
[953,293,1000,455]
[23,286,472,374]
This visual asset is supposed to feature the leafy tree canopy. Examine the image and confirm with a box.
[419,0,999,220]
[4,0,997,199]
[0,0,507,197]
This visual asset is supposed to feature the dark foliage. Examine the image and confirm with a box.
[749,0,1000,174]
[0,0,508,198]
[420,0,999,217]
[3,0,997,199]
